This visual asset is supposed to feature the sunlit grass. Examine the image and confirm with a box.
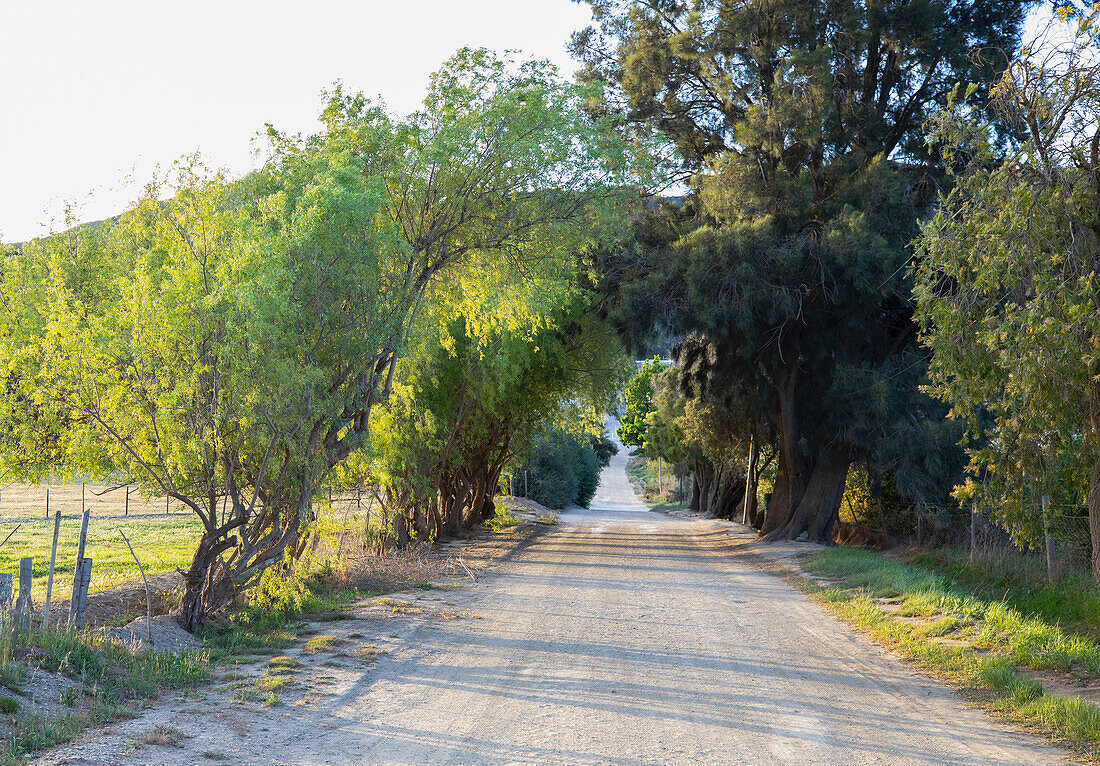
[0,515,201,600]
[803,546,1100,759]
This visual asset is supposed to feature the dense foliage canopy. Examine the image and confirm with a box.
[0,49,646,628]
[574,0,1026,540]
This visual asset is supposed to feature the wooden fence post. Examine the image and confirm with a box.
[1042,494,1056,584]
[125,485,129,517]
[42,508,61,629]
[0,573,12,610]
[15,557,32,635]
[69,507,90,626]
[45,484,49,519]
[74,558,91,629]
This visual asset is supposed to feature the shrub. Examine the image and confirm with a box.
[520,429,603,509]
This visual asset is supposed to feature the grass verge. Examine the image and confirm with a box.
[799,546,1100,759]
[0,628,208,765]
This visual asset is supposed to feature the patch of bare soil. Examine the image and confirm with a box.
[8,667,81,719]
[1023,670,1100,705]
[46,571,183,630]
[103,615,201,653]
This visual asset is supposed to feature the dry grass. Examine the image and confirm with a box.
[352,644,385,664]
[0,481,195,520]
[139,724,185,747]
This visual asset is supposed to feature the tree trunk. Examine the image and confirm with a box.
[177,533,236,632]
[1089,375,1100,585]
[692,460,714,515]
[176,501,304,632]
[688,463,703,511]
[766,448,850,542]
[762,374,809,534]
[762,451,795,533]
[708,463,746,520]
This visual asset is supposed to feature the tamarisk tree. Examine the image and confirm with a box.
[0,48,643,629]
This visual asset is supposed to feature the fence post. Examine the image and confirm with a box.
[45,484,49,519]
[970,502,978,564]
[1042,494,1056,584]
[43,508,61,629]
[125,485,129,517]
[524,470,528,498]
[0,573,12,610]
[69,507,90,626]
[15,557,32,635]
[74,558,91,629]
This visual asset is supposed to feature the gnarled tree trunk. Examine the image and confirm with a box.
[765,447,850,542]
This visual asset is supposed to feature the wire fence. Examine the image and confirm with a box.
[969,505,1092,580]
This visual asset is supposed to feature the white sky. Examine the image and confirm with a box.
[0,3,1062,245]
[0,0,594,243]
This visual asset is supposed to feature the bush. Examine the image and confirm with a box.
[590,432,618,467]
[520,430,603,509]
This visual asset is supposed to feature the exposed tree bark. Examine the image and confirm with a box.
[692,460,714,515]
[1089,372,1100,586]
[707,462,746,520]
[766,447,850,542]
[762,365,810,534]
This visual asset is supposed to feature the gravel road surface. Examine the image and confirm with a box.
[36,443,1073,765]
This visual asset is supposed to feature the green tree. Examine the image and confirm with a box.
[522,429,604,509]
[371,301,627,541]
[914,11,1100,577]
[576,0,1026,540]
[617,357,665,448]
[0,48,645,629]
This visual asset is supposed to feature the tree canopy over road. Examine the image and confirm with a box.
[574,0,1032,541]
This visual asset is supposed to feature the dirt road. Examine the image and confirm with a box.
[37,446,1072,765]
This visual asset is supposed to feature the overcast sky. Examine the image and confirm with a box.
[0,0,594,243]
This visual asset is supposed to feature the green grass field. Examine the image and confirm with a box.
[0,514,202,601]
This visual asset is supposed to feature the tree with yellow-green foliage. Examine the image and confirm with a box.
[0,48,647,629]
[914,10,1100,578]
